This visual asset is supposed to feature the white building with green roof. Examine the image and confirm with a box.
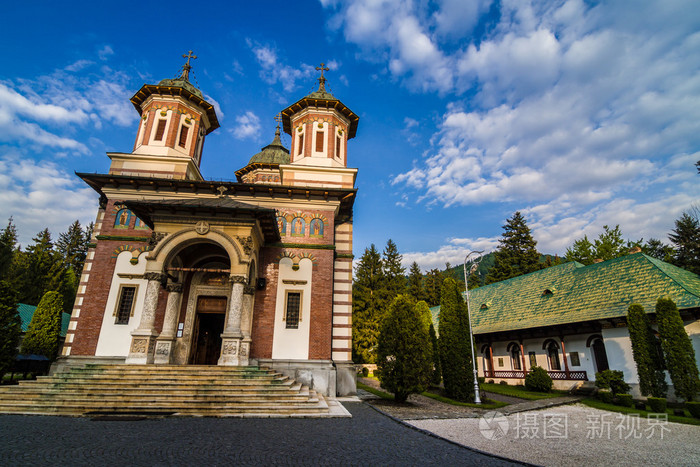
[431,252,700,398]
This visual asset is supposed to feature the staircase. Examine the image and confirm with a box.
[0,364,348,418]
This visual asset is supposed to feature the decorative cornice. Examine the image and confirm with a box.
[229,275,247,284]
[144,272,166,282]
[268,242,335,250]
[166,283,184,293]
[243,286,256,295]
[96,235,151,242]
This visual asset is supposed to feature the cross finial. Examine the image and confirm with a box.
[181,50,198,81]
[273,113,282,136]
[315,62,330,92]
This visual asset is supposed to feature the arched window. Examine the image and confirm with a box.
[507,342,522,370]
[546,341,561,371]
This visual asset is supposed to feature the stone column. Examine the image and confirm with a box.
[154,283,183,364]
[218,275,246,366]
[126,272,164,364]
[239,285,256,366]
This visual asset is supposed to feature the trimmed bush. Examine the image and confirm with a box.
[687,402,700,419]
[429,323,442,386]
[657,297,700,402]
[361,367,369,377]
[377,296,433,403]
[598,390,614,404]
[627,303,667,397]
[525,366,553,392]
[478,377,485,384]
[499,380,508,385]
[595,370,630,395]
[438,278,475,401]
[0,281,21,380]
[616,394,634,407]
[647,397,667,413]
[20,291,63,359]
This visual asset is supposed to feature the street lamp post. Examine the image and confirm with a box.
[464,250,484,404]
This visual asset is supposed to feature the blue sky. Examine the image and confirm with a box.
[1,0,699,270]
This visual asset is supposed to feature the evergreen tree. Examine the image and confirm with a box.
[17,229,58,305]
[352,245,384,363]
[56,220,88,274]
[566,225,632,265]
[438,278,475,401]
[0,281,21,380]
[627,303,667,397]
[642,238,675,262]
[381,239,406,299]
[20,291,64,359]
[485,212,541,284]
[407,261,426,302]
[0,218,18,282]
[376,296,433,402]
[656,297,700,401]
[429,322,442,386]
[669,212,700,274]
[424,268,444,306]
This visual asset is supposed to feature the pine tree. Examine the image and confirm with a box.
[56,220,88,274]
[407,261,425,302]
[669,212,700,274]
[485,212,541,284]
[376,295,433,402]
[381,239,406,299]
[593,225,627,261]
[17,229,59,305]
[565,236,595,265]
[438,278,475,401]
[627,303,667,397]
[424,268,444,306]
[20,291,64,359]
[429,322,442,386]
[656,297,700,401]
[0,281,21,379]
[352,245,384,363]
[0,218,18,282]
[642,238,675,262]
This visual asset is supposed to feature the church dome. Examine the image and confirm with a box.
[247,127,290,165]
[157,76,203,99]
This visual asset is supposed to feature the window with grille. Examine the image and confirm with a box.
[154,119,167,141]
[315,131,324,152]
[115,286,137,324]
[178,125,189,148]
[285,291,301,329]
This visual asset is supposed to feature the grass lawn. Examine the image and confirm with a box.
[581,398,700,426]
[481,382,566,400]
[357,381,508,409]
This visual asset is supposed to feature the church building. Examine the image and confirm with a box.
[59,56,358,397]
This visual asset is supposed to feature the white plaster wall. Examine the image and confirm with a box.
[95,251,148,356]
[271,257,312,360]
[685,319,700,373]
[601,327,638,384]
[562,335,596,378]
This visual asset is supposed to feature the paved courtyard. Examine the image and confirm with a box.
[0,402,520,466]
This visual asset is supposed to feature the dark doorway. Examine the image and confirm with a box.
[592,339,609,372]
[190,296,227,365]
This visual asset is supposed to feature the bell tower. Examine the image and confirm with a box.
[278,64,359,188]
[108,52,220,181]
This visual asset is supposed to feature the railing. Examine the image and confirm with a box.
[484,370,588,381]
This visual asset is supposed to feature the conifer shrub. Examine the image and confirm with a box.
[615,394,634,407]
[376,296,433,403]
[686,402,700,419]
[0,281,21,380]
[438,278,475,401]
[647,397,667,413]
[429,323,442,386]
[595,370,630,395]
[361,367,369,377]
[524,366,553,392]
[20,291,63,359]
[656,297,700,402]
[627,303,667,397]
[597,390,614,404]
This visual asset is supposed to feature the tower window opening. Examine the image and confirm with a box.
[178,125,189,148]
[297,135,304,155]
[335,135,341,159]
[154,119,167,141]
[315,131,324,152]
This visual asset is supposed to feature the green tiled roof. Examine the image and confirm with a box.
[17,303,70,337]
[431,253,700,335]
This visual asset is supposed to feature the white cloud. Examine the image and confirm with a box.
[0,155,98,247]
[402,236,499,271]
[247,40,315,92]
[98,45,114,60]
[231,111,261,140]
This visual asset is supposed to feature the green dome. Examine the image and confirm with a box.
[248,127,290,165]
[157,77,204,99]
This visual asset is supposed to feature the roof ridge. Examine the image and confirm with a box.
[640,253,700,300]
[464,260,582,292]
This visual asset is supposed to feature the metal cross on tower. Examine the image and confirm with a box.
[181,50,197,81]
[315,62,330,91]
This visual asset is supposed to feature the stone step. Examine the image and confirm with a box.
[3,382,305,395]
[30,375,292,386]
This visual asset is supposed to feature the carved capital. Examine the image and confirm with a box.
[243,286,256,295]
[166,283,184,293]
[144,272,165,282]
[229,275,247,285]
[236,235,254,256]
[149,231,167,247]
